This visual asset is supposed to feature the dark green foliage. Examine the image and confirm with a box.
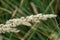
[0,0,60,40]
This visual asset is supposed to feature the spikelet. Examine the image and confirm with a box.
[0,24,20,33]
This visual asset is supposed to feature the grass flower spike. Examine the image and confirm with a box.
[0,13,57,33]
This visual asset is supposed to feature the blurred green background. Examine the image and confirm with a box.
[0,0,60,40]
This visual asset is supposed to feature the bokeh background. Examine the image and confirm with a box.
[0,0,60,40]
